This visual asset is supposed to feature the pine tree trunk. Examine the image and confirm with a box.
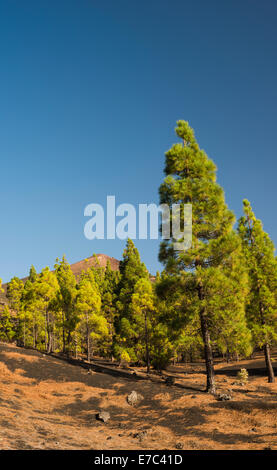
[74,332,78,359]
[23,320,26,347]
[260,303,275,383]
[198,283,216,394]
[200,309,216,393]
[87,322,90,363]
[47,333,52,354]
[67,331,71,357]
[45,312,48,352]
[264,343,275,383]
[226,348,230,363]
[46,311,52,353]
[144,311,150,373]
[62,312,66,354]
[34,324,37,348]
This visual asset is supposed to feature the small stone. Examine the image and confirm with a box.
[96,411,110,423]
[133,430,147,442]
[175,442,184,449]
[217,393,232,401]
[118,423,127,429]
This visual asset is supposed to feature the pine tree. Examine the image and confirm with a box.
[28,265,37,283]
[20,266,38,347]
[6,277,25,345]
[54,256,78,354]
[75,270,105,362]
[159,120,246,393]
[101,261,119,359]
[131,277,155,373]
[114,239,148,363]
[155,270,200,368]
[89,255,106,292]
[0,306,16,342]
[238,200,277,382]
[6,277,24,312]
[32,268,59,353]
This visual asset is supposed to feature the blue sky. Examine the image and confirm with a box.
[0,0,277,282]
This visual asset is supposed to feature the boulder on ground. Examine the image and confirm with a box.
[127,390,144,406]
[96,411,110,423]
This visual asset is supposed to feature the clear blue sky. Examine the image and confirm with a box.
[0,0,277,282]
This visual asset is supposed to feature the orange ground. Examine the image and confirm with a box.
[0,342,276,450]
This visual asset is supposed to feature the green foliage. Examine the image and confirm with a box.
[238,200,277,347]
[131,277,155,370]
[100,261,119,357]
[54,256,78,353]
[150,322,175,371]
[238,200,277,382]
[0,306,16,342]
[114,239,149,363]
[7,277,24,312]
[237,368,248,385]
[76,269,107,361]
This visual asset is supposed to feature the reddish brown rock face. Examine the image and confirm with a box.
[70,254,119,280]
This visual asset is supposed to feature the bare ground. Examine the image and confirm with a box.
[0,342,276,450]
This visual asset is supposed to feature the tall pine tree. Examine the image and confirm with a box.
[114,239,148,363]
[101,261,119,359]
[238,200,277,382]
[131,277,155,372]
[54,256,78,354]
[159,120,246,393]
[76,269,105,362]
[7,277,25,345]
[32,268,59,353]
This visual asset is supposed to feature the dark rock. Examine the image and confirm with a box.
[217,393,232,401]
[175,442,184,449]
[118,423,127,429]
[133,430,147,442]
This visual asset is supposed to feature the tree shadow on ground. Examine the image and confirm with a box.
[0,343,204,392]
